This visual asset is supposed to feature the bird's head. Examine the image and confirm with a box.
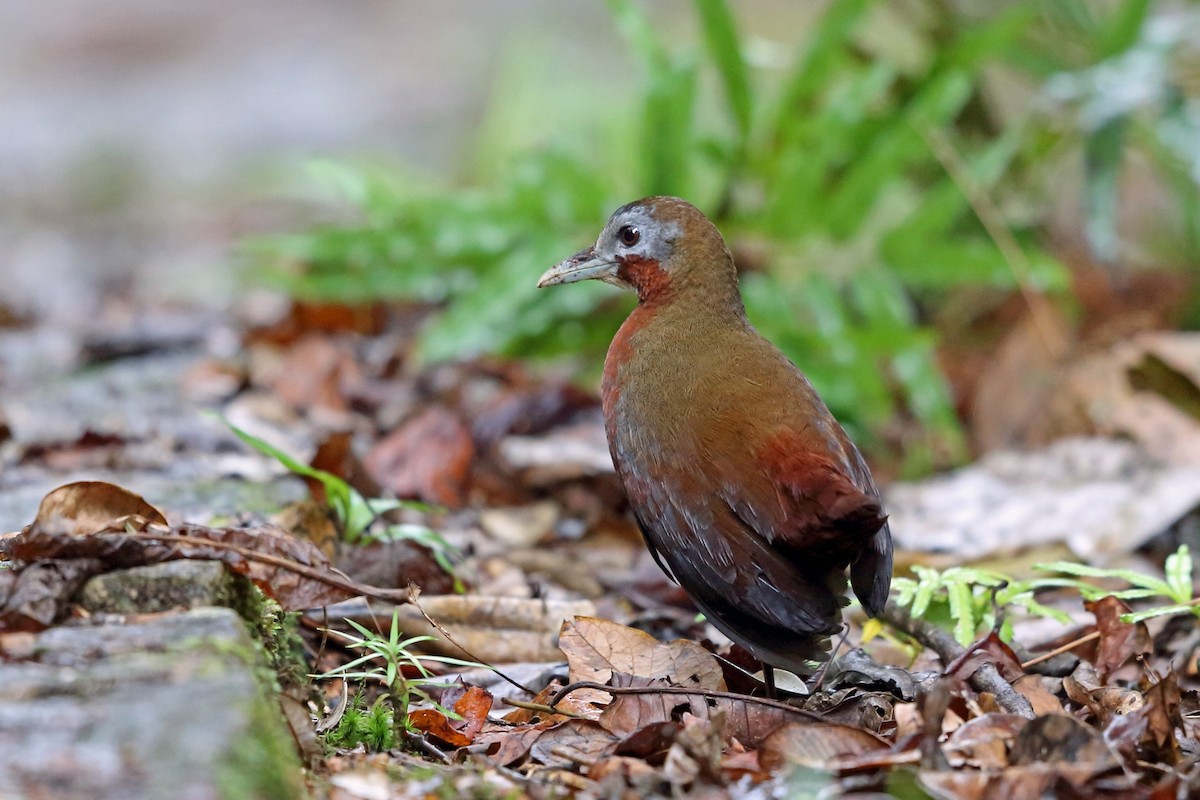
[538,196,738,306]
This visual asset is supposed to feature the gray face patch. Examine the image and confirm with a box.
[593,206,681,270]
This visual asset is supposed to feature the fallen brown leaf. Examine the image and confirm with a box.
[559,616,725,691]
[29,481,166,536]
[1,481,376,611]
[365,406,475,507]
[409,684,493,747]
[943,714,1028,770]
[1086,595,1152,681]
[757,719,892,771]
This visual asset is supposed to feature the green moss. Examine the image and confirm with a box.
[229,581,308,689]
[216,687,308,800]
[325,691,395,752]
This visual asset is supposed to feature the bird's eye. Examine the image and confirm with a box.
[617,225,641,247]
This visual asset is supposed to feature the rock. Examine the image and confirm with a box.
[78,560,249,615]
[0,608,306,799]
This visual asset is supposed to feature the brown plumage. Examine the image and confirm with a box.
[538,197,892,682]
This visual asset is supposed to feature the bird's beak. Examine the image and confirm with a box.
[537,246,616,288]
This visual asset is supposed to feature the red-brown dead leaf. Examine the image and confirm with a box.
[246,300,390,347]
[265,335,360,415]
[1013,675,1065,716]
[308,431,382,504]
[1086,595,1152,681]
[19,431,128,472]
[945,632,1027,684]
[408,684,493,747]
[365,406,475,507]
[476,706,578,768]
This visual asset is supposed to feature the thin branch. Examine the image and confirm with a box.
[1020,630,1101,670]
[499,697,584,719]
[98,529,412,604]
[878,601,1035,719]
[407,587,538,697]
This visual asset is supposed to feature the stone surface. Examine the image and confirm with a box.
[78,559,247,615]
[0,607,306,800]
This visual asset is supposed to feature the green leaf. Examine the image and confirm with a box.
[1083,117,1129,262]
[947,580,977,647]
[1121,602,1200,625]
[693,0,753,142]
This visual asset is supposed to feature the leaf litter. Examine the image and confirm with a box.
[3,298,1200,798]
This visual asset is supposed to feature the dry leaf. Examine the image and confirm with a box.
[559,617,725,691]
[943,714,1028,769]
[408,684,493,747]
[1086,595,1152,681]
[2,483,358,610]
[757,719,891,771]
[29,481,166,536]
[365,407,475,507]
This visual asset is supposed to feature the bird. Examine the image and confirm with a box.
[537,196,892,692]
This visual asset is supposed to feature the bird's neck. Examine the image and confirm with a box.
[601,282,749,425]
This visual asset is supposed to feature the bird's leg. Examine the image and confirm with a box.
[762,664,777,699]
[807,624,851,694]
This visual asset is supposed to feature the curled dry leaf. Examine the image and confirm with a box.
[0,559,102,632]
[29,481,167,536]
[2,481,360,610]
[408,684,494,747]
[943,714,1028,770]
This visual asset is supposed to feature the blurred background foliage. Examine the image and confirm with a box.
[244,0,1200,477]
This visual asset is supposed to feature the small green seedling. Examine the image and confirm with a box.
[317,607,484,747]
[221,416,462,588]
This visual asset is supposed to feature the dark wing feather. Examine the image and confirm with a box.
[625,471,844,673]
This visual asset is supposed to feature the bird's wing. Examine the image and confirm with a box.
[623,469,844,636]
[709,423,891,615]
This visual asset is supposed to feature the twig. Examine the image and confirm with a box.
[96,529,412,604]
[402,730,450,764]
[407,587,538,696]
[499,697,584,719]
[1020,630,1101,670]
[878,601,1035,719]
